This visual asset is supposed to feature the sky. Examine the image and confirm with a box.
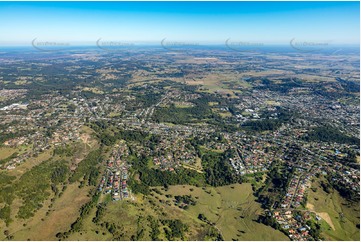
[0,1,359,46]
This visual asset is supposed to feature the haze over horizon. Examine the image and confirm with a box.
[0,1,359,46]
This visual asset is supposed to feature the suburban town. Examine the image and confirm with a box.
[0,1,359,240]
[0,45,359,240]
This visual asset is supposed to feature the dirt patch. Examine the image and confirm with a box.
[71,157,84,171]
[80,133,90,145]
[317,212,335,230]
[307,203,335,230]
[306,203,315,210]
[182,164,204,173]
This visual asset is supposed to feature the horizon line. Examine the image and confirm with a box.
[0,43,359,47]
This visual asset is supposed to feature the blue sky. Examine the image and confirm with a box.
[0,1,359,45]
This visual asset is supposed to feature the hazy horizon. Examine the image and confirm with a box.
[0,1,359,46]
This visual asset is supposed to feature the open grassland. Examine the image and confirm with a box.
[9,182,91,241]
[0,147,17,160]
[0,126,100,240]
[174,101,194,108]
[241,69,293,77]
[67,192,211,241]
[178,73,247,98]
[307,179,360,241]
[265,100,281,106]
[14,80,30,85]
[212,108,233,118]
[182,157,203,173]
[6,149,53,179]
[66,197,140,241]
[82,87,104,94]
[151,183,289,241]
[65,194,119,241]
[107,112,122,118]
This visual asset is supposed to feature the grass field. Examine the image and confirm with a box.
[0,147,17,160]
[208,102,219,106]
[0,126,100,240]
[307,179,360,241]
[212,108,233,118]
[152,183,289,241]
[265,100,281,106]
[174,101,194,108]
[10,182,92,241]
[107,112,122,118]
[66,192,210,241]
[82,87,104,94]
[183,74,245,98]
[182,157,203,173]
[6,148,53,179]
[62,183,289,241]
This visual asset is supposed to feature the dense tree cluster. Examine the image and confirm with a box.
[0,205,12,226]
[242,108,294,132]
[174,195,197,208]
[255,162,294,209]
[254,77,304,93]
[306,220,322,240]
[148,216,161,240]
[128,154,205,195]
[162,219,188,240]
[201,149,241,186]
[69,149,102,186]
[303,125,359,146]
[336,78,360,93]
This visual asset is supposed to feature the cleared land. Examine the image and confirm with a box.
[10,183,91,241]
[66,193,210,241]
[307,179,360,241]
[63,183,289,241]
[0,127,99,240]
[0,147,17,160]
[152,183,289,241]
